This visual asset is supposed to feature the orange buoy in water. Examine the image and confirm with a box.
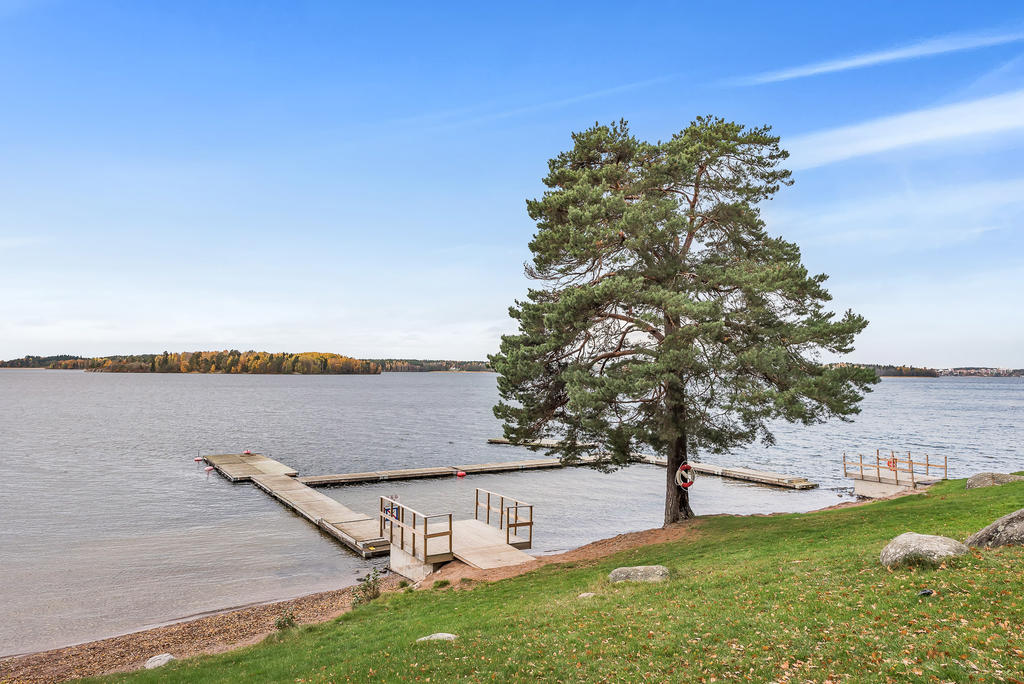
[194,457,203,462]
[243,449,252,455]
[204,466,214,472]
[456,471,467,478]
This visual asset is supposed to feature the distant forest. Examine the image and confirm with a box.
[0,353,493,374]
[861,364,938,377]
[1,352,380,374]
[371,359,492,372]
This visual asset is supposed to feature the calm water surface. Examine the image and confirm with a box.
[0,370,1021,655]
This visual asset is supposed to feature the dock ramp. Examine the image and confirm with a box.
[381,488,535,580]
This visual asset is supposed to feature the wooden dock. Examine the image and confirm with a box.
[842,450,947,498]
[298,458,568,486]
[204,454,388,557]
[204,445,816,563]
[484,441,818,490]
[487,437,598,448]
[637,455,818,489]
[204,453,298,481]
[381,488,535,580]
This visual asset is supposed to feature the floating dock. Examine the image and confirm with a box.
[636,455,817,489]
[204,454,389,557]
[203,452,298,482]
[298,458,569,486]
[484,441,818,490]
[204,444,817,560]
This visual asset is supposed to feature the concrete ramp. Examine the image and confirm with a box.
[450,520,534,570]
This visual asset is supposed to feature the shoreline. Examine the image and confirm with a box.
[0,488,924,684]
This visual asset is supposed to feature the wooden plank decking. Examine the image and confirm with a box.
[482,442,818,490]
[204,453,298,481]
[450,519,534,569]
[204,454,388,558]
[637,455,817,489]
[299,466,458,486]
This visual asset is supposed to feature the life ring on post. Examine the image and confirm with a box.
[675,463,695,489]
[887,457,897,471]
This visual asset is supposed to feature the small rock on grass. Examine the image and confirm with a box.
[608,565,669,583]
[578,592,596,598]
[417,633,458,642]
[879,532,967,568]
[144,654,175,669]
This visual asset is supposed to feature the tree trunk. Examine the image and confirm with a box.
[664,429,695,525]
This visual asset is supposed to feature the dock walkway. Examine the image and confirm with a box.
[482,442,818,490]
[204,454,388,557]
[204,444,816,566]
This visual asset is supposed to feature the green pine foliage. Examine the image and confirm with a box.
[490,117,878,522]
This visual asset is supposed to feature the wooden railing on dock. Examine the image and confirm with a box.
[379,497,453,563]
[474,488,533,547]
[842,450,947,486]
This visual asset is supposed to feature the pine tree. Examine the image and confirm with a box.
[491,118,877,524]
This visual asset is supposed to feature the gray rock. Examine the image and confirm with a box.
[416,633,458,642]
[966,508,1024,548]
[608,565,669,583]
[144,654,175,669]
[578,592,596,598]
[879,532,968,568]
[965,472,1024,489]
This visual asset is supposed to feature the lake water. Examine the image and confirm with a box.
[1,370,1021,656]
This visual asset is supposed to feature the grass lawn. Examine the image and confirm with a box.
[102,478,1024,683]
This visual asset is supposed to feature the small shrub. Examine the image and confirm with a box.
[353,568,383,606]
[433,579,450,589]
[398,580,410,588]
[460,577,473,584]
[275,611,297,631]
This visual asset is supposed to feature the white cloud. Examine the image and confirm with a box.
[785,89,1024,169]
[428,75,677,130]
[768,177,1024,248]
[731,29,1024,85]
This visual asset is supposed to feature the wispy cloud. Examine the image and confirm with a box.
[767,177,1024,249]
[424,75,677,130]
[730,29,1024,85]
[0,235,46,250]
[785,88,1024,169]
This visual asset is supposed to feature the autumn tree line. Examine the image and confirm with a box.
[1,353,493,374]
[1,352,381,374]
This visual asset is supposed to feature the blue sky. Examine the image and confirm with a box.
[1,1,1023,366]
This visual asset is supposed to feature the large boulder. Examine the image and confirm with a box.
[966,508,1024,548]
[879,532,968,568]
[965,473,1024,490]
[608,565,669,583]
[144,654,175,669]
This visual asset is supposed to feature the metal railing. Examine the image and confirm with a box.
[842,450,948,487]
[474,488,533,547]
[379,497,453,562]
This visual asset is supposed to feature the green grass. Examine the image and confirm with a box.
[101,478,1024,683]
